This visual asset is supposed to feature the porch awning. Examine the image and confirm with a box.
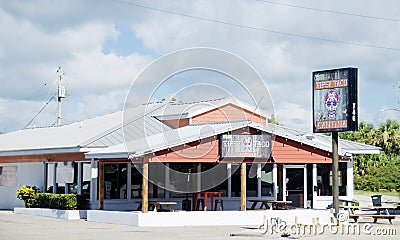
[85,121,380,160]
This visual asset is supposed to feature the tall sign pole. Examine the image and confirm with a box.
[312,67,358,220]
[332,132,339,219]
[56,67,66,127]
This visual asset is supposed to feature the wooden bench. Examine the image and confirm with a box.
[248,200,293,210]
[136,201,177,212]
[341,205,397,224]
[350,214,395,224]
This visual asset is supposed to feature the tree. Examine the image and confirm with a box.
[268,115,280,125]
[340,120,400,192]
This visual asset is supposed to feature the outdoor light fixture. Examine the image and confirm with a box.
[344,152,353,157]
[267,155,276,163]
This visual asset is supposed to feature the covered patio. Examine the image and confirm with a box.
[85,120,380,212]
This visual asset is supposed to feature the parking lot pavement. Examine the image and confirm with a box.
[0,211,399,240]
[0,211,256,240]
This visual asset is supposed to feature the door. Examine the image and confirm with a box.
[283,165,307,208]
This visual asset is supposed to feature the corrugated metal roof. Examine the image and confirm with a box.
[0,96,379,158]
[0,110,124,156]
[248,123,381,156]
[153,96,272,120]
[85,121,380,159]
[85,121,252,159]
[0,102,171,156]
[82,103,168,147]
[67,97,266,148]
[0,97,268,156]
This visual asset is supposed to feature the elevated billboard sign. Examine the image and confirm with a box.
[313,67,358,133]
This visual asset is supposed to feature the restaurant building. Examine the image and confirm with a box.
[0,97,379,210]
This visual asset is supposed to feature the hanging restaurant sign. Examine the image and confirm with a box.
[312,67,358,133]
[220,134,272,158]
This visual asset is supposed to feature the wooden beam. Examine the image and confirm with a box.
[240,162,246,211]
[0,152,86,163]
[99,159,130,164]
[98,162,104,210]
[142,161,149,213]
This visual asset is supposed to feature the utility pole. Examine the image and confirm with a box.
[56,67,66,127]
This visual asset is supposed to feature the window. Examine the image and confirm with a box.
[104,164,127,199]
[81,162,91,199]
[148,163,165,198]
[201,163,228,197]
[230,164,259,197]
[46,162,76,194]
[230,164,241,197]
[317,163,347,196]
[68,162,91,198]
[46,163,55,192]
[130,165,142,199]
[246,164,258,197]
[261,164,273,196]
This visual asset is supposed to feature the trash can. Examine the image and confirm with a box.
[371,195,382,206]
[182,199,191,211]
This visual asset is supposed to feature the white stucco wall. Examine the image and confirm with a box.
[0,162,44,210]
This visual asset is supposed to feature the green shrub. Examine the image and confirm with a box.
[35,193,52,208]
[354,164,400,192]
[16,185,40,208]
[35,193,78,210]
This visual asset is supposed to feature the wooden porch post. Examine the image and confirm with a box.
[142,160,149,213]
[98,161,104,210]
[240,162,247,211]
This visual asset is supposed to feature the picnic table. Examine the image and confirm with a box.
[338,198,355,206]
[340,205,396,224]
[248,199,293,210]
[136,201,177,212]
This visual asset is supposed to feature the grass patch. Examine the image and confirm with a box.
[354,190,400,198]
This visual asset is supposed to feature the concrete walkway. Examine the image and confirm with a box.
[1,210,399,239]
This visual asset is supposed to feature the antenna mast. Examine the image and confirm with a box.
[56,67,66,126]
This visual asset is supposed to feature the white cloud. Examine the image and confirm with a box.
[65,51,152,96]
[276,102,312,132]
[0,4,154,131]
[0,97,57,131]
[1,0,399,133]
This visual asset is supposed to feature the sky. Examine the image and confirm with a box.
[1,0,400,133]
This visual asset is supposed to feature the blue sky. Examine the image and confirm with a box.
[0,0,399,133]
[102,24,157,57]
